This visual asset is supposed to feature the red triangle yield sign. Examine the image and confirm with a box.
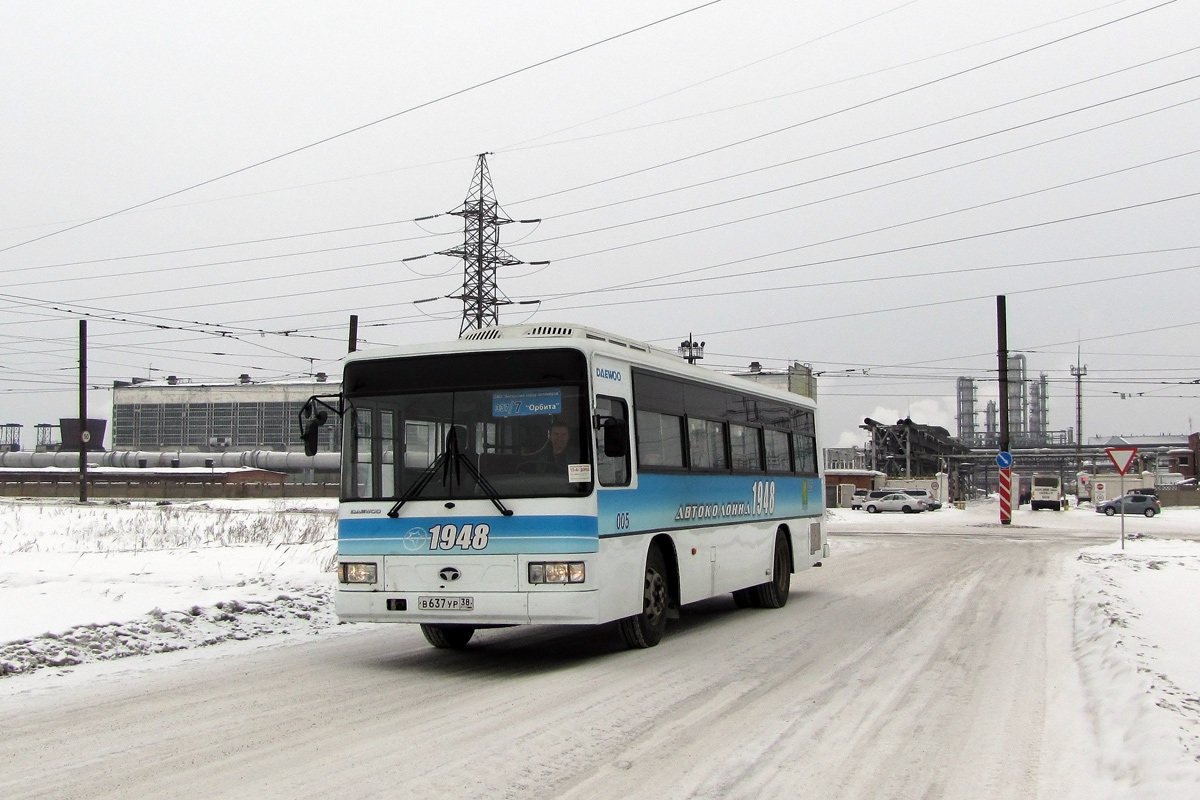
[1107,446,1138,475]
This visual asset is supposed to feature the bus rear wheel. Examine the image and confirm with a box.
[618,543,669,648]
[421,624,475,649]
[752,531,792,609]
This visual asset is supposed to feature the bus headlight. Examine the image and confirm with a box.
[339,562,378,584]
[528,562,585,584]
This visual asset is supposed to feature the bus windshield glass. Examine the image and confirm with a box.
[340,349,591,501]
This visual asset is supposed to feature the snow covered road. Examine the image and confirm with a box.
[0,526,1128,799]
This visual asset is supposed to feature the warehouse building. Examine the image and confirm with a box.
[110,373,342,452]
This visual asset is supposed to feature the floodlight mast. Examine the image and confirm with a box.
[678,334,705,364]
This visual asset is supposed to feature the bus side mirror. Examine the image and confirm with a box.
[601,417,628,458]
[299,402,328,457]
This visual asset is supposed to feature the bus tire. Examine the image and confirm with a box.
[732,588,759,608]
[420,624,475,649]
[752,532,792,609]
[618,543,669,648]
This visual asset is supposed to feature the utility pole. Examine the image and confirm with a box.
[997,296,1011,525]
[1071,347,1087,474]
[438,153,547,337]
[997,297,1009,454]
[79,320,88,503]
[348,314,358,353]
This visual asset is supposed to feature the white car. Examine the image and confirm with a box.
[864,492,927,514]
[851,489,868,510]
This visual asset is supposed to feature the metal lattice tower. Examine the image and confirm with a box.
[439,153,522,337]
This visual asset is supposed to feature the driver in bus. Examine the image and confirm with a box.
[548,423,570,467]
[523,422,572,473]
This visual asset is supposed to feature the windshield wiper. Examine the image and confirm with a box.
[388,427,513,518]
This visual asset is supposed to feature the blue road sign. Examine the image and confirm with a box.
[997,451,1013,469]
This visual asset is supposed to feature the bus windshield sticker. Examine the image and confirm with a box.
[568,463,592,483]
[492,388,563,418]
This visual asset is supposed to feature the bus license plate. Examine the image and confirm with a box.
[418,596,474,611]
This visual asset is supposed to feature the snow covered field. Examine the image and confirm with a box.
[2,496,1199,794]
[0,498,340,678]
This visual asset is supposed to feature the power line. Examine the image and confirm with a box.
[642,253,1200,342]
[522,73,1200,240]
[536,190,1200,305]
[503,1,1164,159]
[0,0,726,256]
[0,218,453,279]
[506,0,1180,207]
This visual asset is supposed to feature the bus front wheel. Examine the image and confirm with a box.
[618,543,669,648]
[421,624,475,649]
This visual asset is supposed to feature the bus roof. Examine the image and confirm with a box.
[343,322,816,408]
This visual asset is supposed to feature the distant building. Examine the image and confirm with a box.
[110,373,341,452]
[824,446,869,471]
[730,361,816,399]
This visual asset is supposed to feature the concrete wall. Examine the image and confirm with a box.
[1156,488,1200,507]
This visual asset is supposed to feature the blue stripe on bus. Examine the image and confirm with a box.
[338,514,598,556]
[596,473,823,536]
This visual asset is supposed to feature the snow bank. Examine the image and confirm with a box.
[0,586,335,677]
[0,497,339,677]
[1070,535,1200,797]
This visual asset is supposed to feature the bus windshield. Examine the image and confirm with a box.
[340,349,591,501]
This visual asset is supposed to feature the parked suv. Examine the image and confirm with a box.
[1096,494,1161,517]
[901,489,942,511]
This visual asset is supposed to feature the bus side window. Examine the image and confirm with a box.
[595,396,630,486]
[730,423,762,471]
[636,410,684,469]
[763,428,792,473]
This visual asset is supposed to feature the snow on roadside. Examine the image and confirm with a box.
[1069,534,1200,796]
[829,501,1200,794]
[0,585,336,677]
[0,497,340,678]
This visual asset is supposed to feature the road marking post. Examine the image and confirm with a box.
[997,451,1013,525]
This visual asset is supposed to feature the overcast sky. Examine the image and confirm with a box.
[2,0,1199,452]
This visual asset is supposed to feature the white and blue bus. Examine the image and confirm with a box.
[302,323,826,649]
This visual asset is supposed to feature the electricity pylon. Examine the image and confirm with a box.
[438,153,545,337]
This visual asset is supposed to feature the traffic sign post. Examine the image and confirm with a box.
[1106,447,1138,550]
[997,451,1013,525]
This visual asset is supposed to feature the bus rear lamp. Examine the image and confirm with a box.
[528,562,585,584]
[339,562,378,584]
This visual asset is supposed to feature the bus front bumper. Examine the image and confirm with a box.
[335,588,602,626]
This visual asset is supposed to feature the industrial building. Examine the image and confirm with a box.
[109,373,342,452]
[955,354,1072,448]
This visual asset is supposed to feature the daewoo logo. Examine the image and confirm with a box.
[596,367,622,381]
[439,567,461,582]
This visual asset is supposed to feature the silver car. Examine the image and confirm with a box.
[1096,494,1161,517]
[864,492,927,514]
